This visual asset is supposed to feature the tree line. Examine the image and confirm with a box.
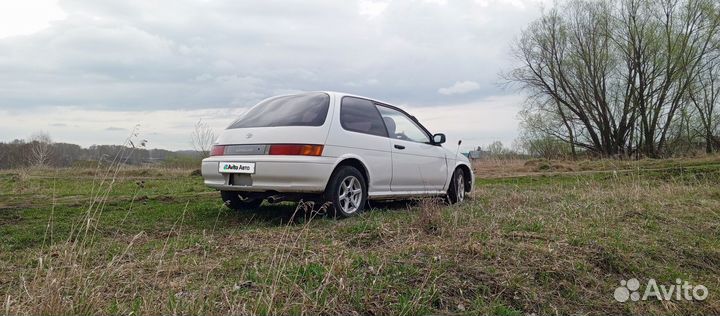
[0,119,217,169]
[0,136,199,169]
[507,0,720,158]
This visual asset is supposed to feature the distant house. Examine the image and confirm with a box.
[468,146,489,160]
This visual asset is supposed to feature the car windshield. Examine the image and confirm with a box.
[228,92,330,128]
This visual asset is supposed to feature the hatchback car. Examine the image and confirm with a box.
[201,91,474,217]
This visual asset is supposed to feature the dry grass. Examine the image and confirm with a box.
[472,154,720,178]
[2,156,720,315]
[0,165,198,179]
[471,158,583,178]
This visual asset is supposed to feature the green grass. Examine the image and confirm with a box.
[1,160,719,315]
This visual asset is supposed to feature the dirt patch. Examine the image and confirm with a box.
[157,195,175,202]
[0,211,23,225]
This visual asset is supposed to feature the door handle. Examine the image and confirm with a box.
[394,144,405,150]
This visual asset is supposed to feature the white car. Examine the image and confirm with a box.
[201,91,474,217]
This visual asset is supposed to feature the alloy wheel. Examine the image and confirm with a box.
[338,175,362,214]
[456,172,465,202]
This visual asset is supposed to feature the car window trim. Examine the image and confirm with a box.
[339,96,389,138]
[374,103,434,145]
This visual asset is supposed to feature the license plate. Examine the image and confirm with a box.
[219,162,255,174]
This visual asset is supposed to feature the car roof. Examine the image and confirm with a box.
[257,91,396,108]
[249,91,388,108]
[317,91,397,107]
[256,91,416,117]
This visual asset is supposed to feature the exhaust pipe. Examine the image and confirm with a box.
[266,195,288,204]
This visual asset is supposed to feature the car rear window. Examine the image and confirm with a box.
[228,92,330,128]
[340,97,388,137]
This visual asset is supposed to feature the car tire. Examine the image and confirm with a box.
[447,168,466,204]
[220,191,263,211]
[325,166,367,217]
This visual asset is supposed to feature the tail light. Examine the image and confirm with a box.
[210,145,226,156]
[269,144,324,156]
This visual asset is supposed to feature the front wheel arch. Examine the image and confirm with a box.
[456,164,472,193]
[447,166,471,204]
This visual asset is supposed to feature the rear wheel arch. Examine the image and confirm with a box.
[325,160,369,217]
[327,158,369,190]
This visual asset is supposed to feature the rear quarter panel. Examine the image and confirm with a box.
[323,94,393,194]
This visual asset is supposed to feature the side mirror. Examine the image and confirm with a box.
[432,133,446,145]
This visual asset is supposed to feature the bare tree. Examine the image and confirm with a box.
[487,141,506,158]
[506,0,720,158]
[689,51,720,153]
[618,0,720,156]
[191,119,216,158]
[29,131,53,167]
[518,109,575,159]
[507,1,629,157]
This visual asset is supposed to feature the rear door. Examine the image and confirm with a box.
[376,105,448,192]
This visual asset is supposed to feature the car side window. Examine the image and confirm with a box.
[340,97,388,137]
[376,106,431,143]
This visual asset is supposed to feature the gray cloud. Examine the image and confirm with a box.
[439,81,481,95]
[0,0,547,150]
[0,0,544,111]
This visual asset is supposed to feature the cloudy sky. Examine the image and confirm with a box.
[0,0,546,151]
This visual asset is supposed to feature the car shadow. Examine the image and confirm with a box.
[216,198,439,227]
[221,201,331,227]
[367,199,419,212]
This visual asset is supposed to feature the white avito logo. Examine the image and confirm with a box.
[614,278,641,302]
[614,278,709,302]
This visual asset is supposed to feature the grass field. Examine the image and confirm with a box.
[1,157,720,315]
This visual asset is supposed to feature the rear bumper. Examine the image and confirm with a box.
[201,156,335,193]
